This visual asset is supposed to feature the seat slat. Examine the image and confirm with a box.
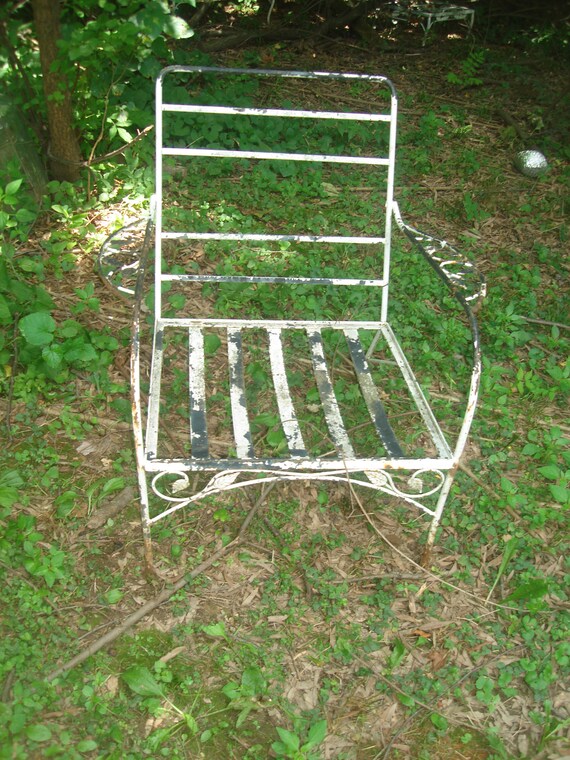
[307,328,355,459]
[188,328,209,458]
[267,328,307,457]
[381,325,452,459]
[227,328,255,459]
[344,328,404,458]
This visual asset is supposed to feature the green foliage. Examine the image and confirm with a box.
[0,26,568,760]
[1,0,197,174]
[222,666,268,727]
[499,20,570,57]
[447,49,486,87]
[462,191,490,223]
[121,664,203,749]
[271,719,327,760]
[122,665,168,697]
[0,173,120,392]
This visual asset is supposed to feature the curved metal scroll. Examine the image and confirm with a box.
[145,467,446,525]
[392,200,485,469]
[98,218,152,297]
[393,202,486,305]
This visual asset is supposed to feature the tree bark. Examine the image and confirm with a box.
[31,0,83,182]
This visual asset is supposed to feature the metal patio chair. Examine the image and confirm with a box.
[99,66,486,568]
[390,2,476,45]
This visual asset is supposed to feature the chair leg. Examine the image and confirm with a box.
[136,465,154,570]
[421,467,457,567]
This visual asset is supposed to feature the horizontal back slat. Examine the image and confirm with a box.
[161,274,387,288]
[154,65,398,324]
[162,147,391,166]
[161,233,386,244]
[162,103,392,122]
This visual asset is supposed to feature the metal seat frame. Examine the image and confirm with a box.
[99,66,485,567]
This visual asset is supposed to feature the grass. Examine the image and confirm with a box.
[0,31,569,760]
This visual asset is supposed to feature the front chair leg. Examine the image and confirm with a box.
[136,469,156,573]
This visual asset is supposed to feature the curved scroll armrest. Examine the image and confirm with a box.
[393,202,487,306]
[98,218,154,298]
[393,202,485,465]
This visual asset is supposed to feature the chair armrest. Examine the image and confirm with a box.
[98,197,155,298]
[392,202,484,467]
[393,202,487,306]
[98,218,154,298]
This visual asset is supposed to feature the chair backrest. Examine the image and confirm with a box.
[154,66,398,324]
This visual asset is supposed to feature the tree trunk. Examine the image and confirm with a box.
[31,0,83,182]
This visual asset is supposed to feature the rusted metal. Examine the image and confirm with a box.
[98,66,486,567]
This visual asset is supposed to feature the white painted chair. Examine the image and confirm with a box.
[99,66,485,567]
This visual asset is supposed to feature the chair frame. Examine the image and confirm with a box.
[99,66,486,568]
[390,2,476,45]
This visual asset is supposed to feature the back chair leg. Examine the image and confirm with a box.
[422,466,458,567]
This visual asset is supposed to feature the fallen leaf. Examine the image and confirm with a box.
[427,649,448,671]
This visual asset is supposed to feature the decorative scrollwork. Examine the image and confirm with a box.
[147,467,446,524]
[393,202,486,304]
[366,468,445,499]
[98,218,152,297]
[151,471,192,503]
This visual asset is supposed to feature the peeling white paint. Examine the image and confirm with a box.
[125,66,486,563]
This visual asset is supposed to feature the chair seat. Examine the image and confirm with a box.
[143,318,454,474]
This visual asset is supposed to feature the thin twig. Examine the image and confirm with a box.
[347,482,520,611]
[76,620,116,642]
[46,125,154,169]
[87,125,154,166]
[515,315,570,331]
[495,107,530,143]
[45,487,270,682]
[458,461,496,498]
[86,78,112,200]
[332,572,423,584]
[261,516,314,601]
[376,644,525,759]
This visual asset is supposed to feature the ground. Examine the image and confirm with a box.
[1,16,569,760]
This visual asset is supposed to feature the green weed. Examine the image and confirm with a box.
[447,49,486,87]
